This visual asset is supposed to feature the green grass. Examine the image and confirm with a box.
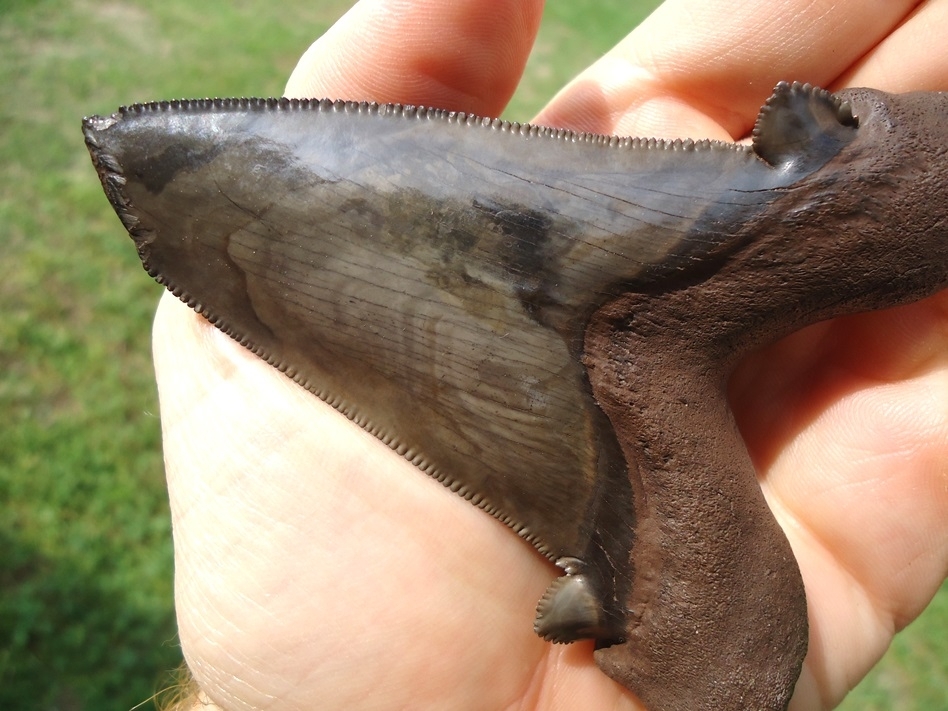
[837,582,948,711]
[0,1,943,710]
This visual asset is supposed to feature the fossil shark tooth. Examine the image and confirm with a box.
[83,81,948,711]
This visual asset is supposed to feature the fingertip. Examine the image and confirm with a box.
[285,0,544,117]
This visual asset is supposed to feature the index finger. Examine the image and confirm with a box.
[536,0,925,138]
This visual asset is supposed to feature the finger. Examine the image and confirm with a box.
[838,0,948,91]
[535,0,922,139]
[731,293,948,706]
[285,0,544,117]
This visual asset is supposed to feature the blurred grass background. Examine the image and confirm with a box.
[0,0,944,709]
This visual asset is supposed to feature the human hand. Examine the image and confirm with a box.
[154,1,948,709]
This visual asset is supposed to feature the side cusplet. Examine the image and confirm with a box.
[753,81,858,170]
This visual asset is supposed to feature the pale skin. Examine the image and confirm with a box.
[153,0,948,709]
